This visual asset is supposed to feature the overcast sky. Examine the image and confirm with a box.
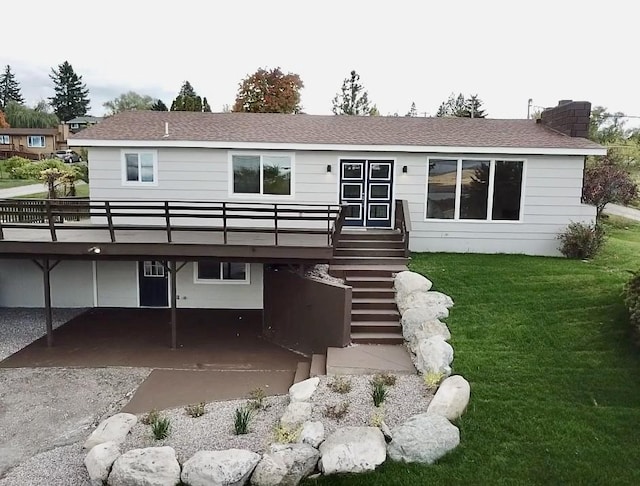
[3,0,638,123]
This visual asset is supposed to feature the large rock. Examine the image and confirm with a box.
[396,291,454,316]
[427,375,471,421]
[401,310,450,344]
[414,336,454,376]
[84,413,137,451]
[289,377,320,403]
[280,402,312,429]
[84,441,120,486]
[387,414,459,464]
[318,427,386,475]
[298,421,325,448]
[251,443,319,486]
[394,271,432,296]
[182,449,261,486]
[108,446,180,486]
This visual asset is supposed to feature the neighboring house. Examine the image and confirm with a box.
[66,116,102,134]
[0,100,606,351]
[0,127,63,159]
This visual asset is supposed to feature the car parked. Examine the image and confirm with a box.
[53,150,83,163]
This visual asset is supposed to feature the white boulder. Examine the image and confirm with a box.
[394,271,432,295]
[280,402,312,429]
[396,291,454,316]
[414,336,454,376]
[250,443,319,486]
[401,311,451,343]
[182,449,261,486]
[108,446,180,486]
[387,414,459,464]
[318,427,386,475]
[427,375,471,421]
[83,413,137,451]
[289,377,320,403]
[84,441,120,486]
[298,421,325,448]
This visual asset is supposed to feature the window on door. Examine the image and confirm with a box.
[143,261,165,277]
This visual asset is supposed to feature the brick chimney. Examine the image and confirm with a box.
[538,100,591,138]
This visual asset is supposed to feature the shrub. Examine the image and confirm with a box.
[1,156,30,178]
[141,409,160,425]
[185,402,206,418]
[151,417,171,440]
[372,372,397,387]
[247,387,267,410]
[11,159,68,180]
[273,424,301,443]
[583,158,638,220]
[233,407,253,435]
[371,380,388,407]
[558,222,605,259]
[624,270,640,342]
[327,376,352,394]
[423,371,445,391]
[323,402,349,420]
[370,409,385,427]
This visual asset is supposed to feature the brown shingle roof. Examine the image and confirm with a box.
[0,128,58,136]
[71,111,603,151]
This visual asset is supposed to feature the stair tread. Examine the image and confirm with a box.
[351,321,402,328]
[352,308,400,315]
[347,276,395,281]
[331,265,408,271]
[352,287,395,291]
[350,332,404,339]
[333,256,408,260]
[352,298,397,303]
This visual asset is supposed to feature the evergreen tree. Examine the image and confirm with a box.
[332,70,375,116]
[437,93,487,118]
[202,97,212,112]
[151,99,168,111]
[170,81,208,112]
[49,61,90,122]
[405,102,418,117]
[0,65,24,110]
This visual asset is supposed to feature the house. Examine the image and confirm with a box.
[0,127,65,160]
[66,116,102,134]
[0,101,605,351]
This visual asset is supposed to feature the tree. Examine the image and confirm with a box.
[4,101,59,128]
[151,99,168,111]
[232,67,304,114]
[405,102,417,117]
[202,97,212,112]
[436,93,487,118]
[0,110,9,128]
[49,61,90,122]
[170,81,208,112]
[0,65,24,109]
[103,91,155,115]
[583,157,638,222]
[589,106,627,145]
[332,70,375,116]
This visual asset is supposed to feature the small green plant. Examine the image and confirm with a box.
[248,387,267,410]
[371,380,388,407]
[557,222,605,259]
[370,408,385,427]
[327,376,352,394]
[233,406,254,435]
[185,402,206,418]
[151,417,171,440]
[273,424,301,443]
[141,409,160,425]
[372,372,397,387]
[423,371,445,391]
[323,402,349,420]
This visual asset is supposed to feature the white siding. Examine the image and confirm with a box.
[95,261,137,307]
[0,259,93,307]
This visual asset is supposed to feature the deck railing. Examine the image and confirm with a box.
[394,199,411,256]
[0,199,344,246]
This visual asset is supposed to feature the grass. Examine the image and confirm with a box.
[18,183,89,199]
[306,217,640,485]
[0,179,39,189]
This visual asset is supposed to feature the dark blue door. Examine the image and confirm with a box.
[138,261,168,307]
[340,159,393,227]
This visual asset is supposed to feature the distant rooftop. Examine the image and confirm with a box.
[67,116,102,124]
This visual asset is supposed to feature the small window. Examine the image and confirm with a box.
[492,161,524,221]
[122,151,157,184]
[27,136,45,148]
[459,160,490,220]
[70,123,79,129]
[426,159,457,219]
[195,261,249,283]
[231,154,292,196]
[0,135,9,145]
[143,261,165,277]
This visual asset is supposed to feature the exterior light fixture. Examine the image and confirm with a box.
[402,165,408,173]
[88,246,101,254]
[326,164,332,173]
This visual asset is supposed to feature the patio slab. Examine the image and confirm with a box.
[326,344,416,375]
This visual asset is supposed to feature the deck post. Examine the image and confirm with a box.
[170,260,177,349]
[42,258,53,347]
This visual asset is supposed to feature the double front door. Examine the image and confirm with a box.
[339,159,394,227]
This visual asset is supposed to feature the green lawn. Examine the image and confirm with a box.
[0,179,39,189]
[308,217,640,485]
[19,183,89,199]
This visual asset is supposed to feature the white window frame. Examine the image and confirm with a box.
[424,157,526,223]
[228,152,295,198]
[143,261,166,277]
[27,135,46,148]
[121,149,158,186]
[0,135,9,145]
[194,262,250,284]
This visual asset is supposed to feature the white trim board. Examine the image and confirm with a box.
[71,139,606,157]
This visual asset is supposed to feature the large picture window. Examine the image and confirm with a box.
[0,135,10,145]
[426,158,524,221]
[195,261,249,283]
[122,151,157,184]
[231,154,292,196]
[27,135,45,148]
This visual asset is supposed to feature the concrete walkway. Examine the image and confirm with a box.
[0,183,45,198]
[604,203,640,222]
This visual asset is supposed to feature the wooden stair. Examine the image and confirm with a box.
[331,230,407,345]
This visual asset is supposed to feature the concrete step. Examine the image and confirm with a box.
[351,287,396,298]
[326,345,416,375]
[332,256,409,266]
[351,320,402,333]
[350,332,404,345]
[337,239,406,249]
[339,231,403,241]
[330,265,407,278]
[351,308,400,321]
[352,298,398,310]
[346,276,395,288]
[310,354,326,377]
[293,361,311,384]
[335,248,406,257]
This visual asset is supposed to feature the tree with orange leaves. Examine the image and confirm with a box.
[233,67,303,114]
